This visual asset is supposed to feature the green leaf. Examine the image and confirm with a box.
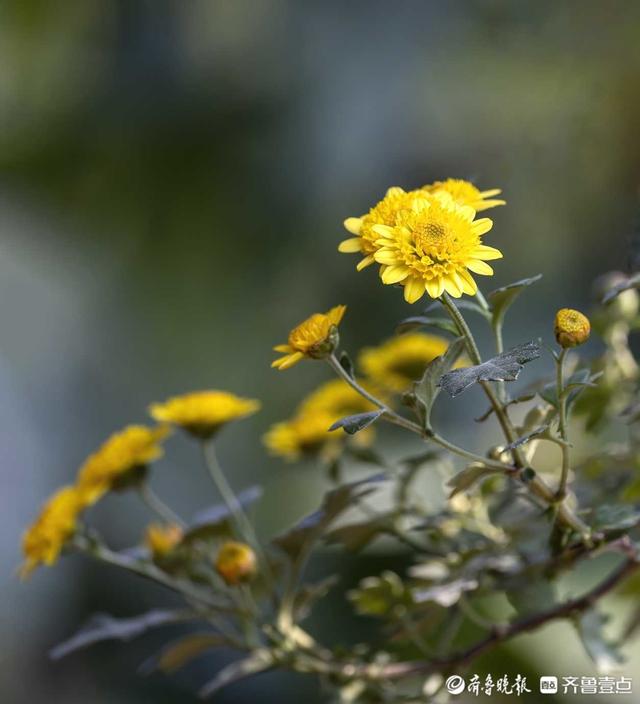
[184,486,263,542]
[50,609,195,661]
[602,272,640,304]
[339,351,355,379]
[348,571,411,617]
[272,473,387,561]
[198,649,274,698]
[447,464,502,498]
[140,633,226,675]
[326,518,389,552]
[502,424,551,453]
[329,410,385,435]
[540,369,599,410]
[412,577,479,607]
[293,575,340,621]
[576,610,625,673]
[488,275,543,328]
[439,341,541,398]
[590,504,640,533]
[506,579,556,617]
[413,337,466,427]
[396,315,460,336]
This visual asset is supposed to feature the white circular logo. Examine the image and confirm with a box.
[445,675,466,695]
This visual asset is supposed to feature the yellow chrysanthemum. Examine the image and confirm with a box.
[149,391,260,439]
[145,522,184,558]
[20,485,85,577]
[272,305,346,370]
[339,187,427,270]
[423,179,505,212]
[215,541,257,585]
[264,379,376,461]
[373,192,502,303]
[76,425,170,505]
[359,333,457,392]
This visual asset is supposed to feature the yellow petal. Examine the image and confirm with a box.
[479,188,501,198]
[343,217,362,235]
[473,245,503,260]
[403,277,425,304]
[455,269,477,295]
[273,344,293,353]
[338,237,362,253]
[475,199,506,211]
[465,259,494,275]
[356,255,375,271]
[443,276,463,298]
[272,351,305,370]
[372,224,394,237]
[381,265,410,285]
[472,218,493,236]
[374,249,400,266]
[386,186,405,197]
[425,277,445,298]
[328,305,347,325]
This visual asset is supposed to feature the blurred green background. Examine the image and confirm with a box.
[3,1,640,702]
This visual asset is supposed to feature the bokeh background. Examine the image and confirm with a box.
[3,1,640,702]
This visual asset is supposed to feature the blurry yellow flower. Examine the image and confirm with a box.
[272,305,346,370]
[149,391,260,439]
[264,379,376,461]
[215,541,257,585]
[145,522,184,558]
[359,333,455,392]
[554,308,591,348]
[373,193,502,302]
[423,179,505,212]
[339,187,426,271]
[77,425,169,505]
[20,485,85,577]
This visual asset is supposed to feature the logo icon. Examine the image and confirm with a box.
[445,675,466,695]
[540,676,558,694]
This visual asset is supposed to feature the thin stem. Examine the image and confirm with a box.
[138,483,186,527]
[326,354,513,473]
[556,348,571,499]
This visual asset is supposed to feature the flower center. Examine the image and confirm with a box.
[414,222,448,253]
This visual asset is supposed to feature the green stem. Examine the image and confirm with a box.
[326,354,514,473]
[138,483,186,527]
[555,348,571,499]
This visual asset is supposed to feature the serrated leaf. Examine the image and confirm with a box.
[198,649,274,698]
[50,609,195,661]
[141,633,226,675]
[502,424,550,452]
[329,410,385,435]
[413,337,466,427]
[185,486,263,541]
[439,341,541,398]
[488,275,543,328]
[272,473,387,561]
[576,610,625,673]
[447,464,501,498]
[396,315,460,336]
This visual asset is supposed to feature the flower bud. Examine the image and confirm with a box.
[554,308,591,348]
[145,523,184,559]
[215,541,257,585]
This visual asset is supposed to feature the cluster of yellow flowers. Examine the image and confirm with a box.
[21,390,260,575]
[339,178,505,303]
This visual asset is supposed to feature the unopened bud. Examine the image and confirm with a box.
[554,308,590,348]
[215,541,257,585]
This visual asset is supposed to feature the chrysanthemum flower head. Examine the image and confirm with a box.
[423,179,505,212]
[20,485,85,577]
[145,522,184,559]
[339,187,427,271]
[264,379,376,461]
[272,305,346,370]
[359,332,457,392]
[373,192,502,303]
[554,308,591,348]
[149,390,260,439]
[76,424,170,506]
[215,541,257,585]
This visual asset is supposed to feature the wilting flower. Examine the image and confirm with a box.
[264,379,376,461]
[149,391,260,439]
[20,485,85,577]
[76,425,170,505]
[272,305,346,370]
[359,332,454,392]
[215,541,257,585]
[373,192,502,302]
[423,179,505,212]
[145,522,184,559]
[339,187,427,271]
[554,308,591,348]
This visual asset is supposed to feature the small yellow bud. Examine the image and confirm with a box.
[215,541,257,585]
[145,523,184,558]
[554,308,591,348]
